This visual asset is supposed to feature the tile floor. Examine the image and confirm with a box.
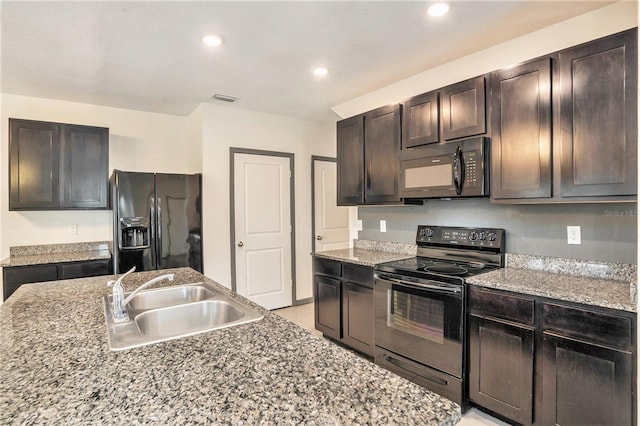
[273,303,510,426]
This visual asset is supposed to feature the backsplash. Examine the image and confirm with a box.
[357,199,637,264]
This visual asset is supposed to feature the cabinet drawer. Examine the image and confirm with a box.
[3,264,59,300]
[59,259,111,279]
[313,258,341,277]
[469,286,535,325]
[343,264,373,288]
[543,302,633,351]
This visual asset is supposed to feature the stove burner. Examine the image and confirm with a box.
[425,265,469,275]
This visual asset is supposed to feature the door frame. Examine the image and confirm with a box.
[311,156,337,255]
[229,147,297,304]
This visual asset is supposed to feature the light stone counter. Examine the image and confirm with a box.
[0,267,460,425]
[0,241,111,267]
[468,254,637,313]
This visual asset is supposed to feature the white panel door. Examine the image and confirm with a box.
[314,160,350,252]
[234,153,292,309]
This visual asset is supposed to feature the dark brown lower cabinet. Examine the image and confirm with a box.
[469,285,636,426]
[341,280,374,355]
[541,302,635,426]
[313,257,374,356]
[314,274,341,340]
[469,315,534,425]
[3,259,112,301]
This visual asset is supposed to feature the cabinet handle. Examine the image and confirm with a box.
[316,235,323,241]
[237,241,244,247]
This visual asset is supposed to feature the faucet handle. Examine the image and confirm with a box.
[107,280,116,287]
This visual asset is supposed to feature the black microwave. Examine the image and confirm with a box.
[399,137,489,199]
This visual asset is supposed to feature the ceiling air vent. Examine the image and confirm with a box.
[212,93,237,103]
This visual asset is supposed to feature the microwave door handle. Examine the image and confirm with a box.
[453,146,465,195]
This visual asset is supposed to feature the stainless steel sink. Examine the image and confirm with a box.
[103,283,263,351]
[126,283,214,311]
[135,300,245,337]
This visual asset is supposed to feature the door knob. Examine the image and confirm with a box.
[237,241,244,247]
[316,235,323,241]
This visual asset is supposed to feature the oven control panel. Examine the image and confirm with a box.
[416,225,505,251]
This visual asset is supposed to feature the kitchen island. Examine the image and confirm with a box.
[0,267,460,425]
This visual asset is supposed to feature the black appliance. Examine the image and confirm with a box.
[398,137,489,199]
[111,170,202,274]
[374,225,505,408]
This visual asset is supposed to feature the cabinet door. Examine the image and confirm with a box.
[61,125,109,209]
[490,58,552,199]
[9,119,60,210]
[313,275,341,339]
[542,331,633,426]
[441,76,486,141]
[59,259,111,280]
[336,115,364,205]
[3,264,59,301]
[341,281,374,356]
[469,315,534,425]
[403,91,439,148]
[559,28,637,197]
[364,104,401,204]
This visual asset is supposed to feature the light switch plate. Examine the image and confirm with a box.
[380,220,387,232]
[69,224,78,235]
[567,226,581,244]
[355,220,363,231]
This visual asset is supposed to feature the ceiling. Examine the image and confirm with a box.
[1,1,616,122]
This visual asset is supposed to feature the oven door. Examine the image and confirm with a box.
[374,272,464,378]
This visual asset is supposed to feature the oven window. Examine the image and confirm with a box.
[404,164,452,189]
[387,288,444,344]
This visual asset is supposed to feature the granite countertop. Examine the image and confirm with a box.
[314,248,413,267]
[0,241,112,267]
[0,267,460,425]
[467,267,636,313]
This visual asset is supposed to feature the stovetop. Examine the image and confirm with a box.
[374,225,506,283]
[377,256,501,279]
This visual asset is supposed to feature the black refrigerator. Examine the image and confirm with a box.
[111,170,202,274]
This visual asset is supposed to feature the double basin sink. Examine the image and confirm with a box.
[104,282,263,351]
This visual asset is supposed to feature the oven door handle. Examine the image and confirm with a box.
[374,273,462,294]
[382,354,448,386]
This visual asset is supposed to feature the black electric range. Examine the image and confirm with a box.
[373,225,505,409]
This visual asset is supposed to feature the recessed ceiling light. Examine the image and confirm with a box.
[203,34,223,47]
[428,3,450,17]
[313,67,329,77]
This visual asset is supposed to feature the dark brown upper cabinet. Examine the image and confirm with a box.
[61,125,109,209]
[441,76,486,141]
[490,58,552,200]
[402,91,439,149]
[337,115,365,205]
[9,118,109,210]
[364,104,401,204]
[337,105,401,206]
[558,28,637,198]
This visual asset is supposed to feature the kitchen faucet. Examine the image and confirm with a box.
[108,267,175,323]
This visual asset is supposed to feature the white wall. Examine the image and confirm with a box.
[0,93,191,258]
[197,103,335,301]
[332,1,638,118]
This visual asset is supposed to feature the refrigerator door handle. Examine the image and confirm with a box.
[157,197,162,265]
[149,196,157,268]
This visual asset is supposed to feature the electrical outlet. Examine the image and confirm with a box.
[69,224,78,235]
[356,220,363,231]
[567,226,581,244]
[380,220,387,232]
